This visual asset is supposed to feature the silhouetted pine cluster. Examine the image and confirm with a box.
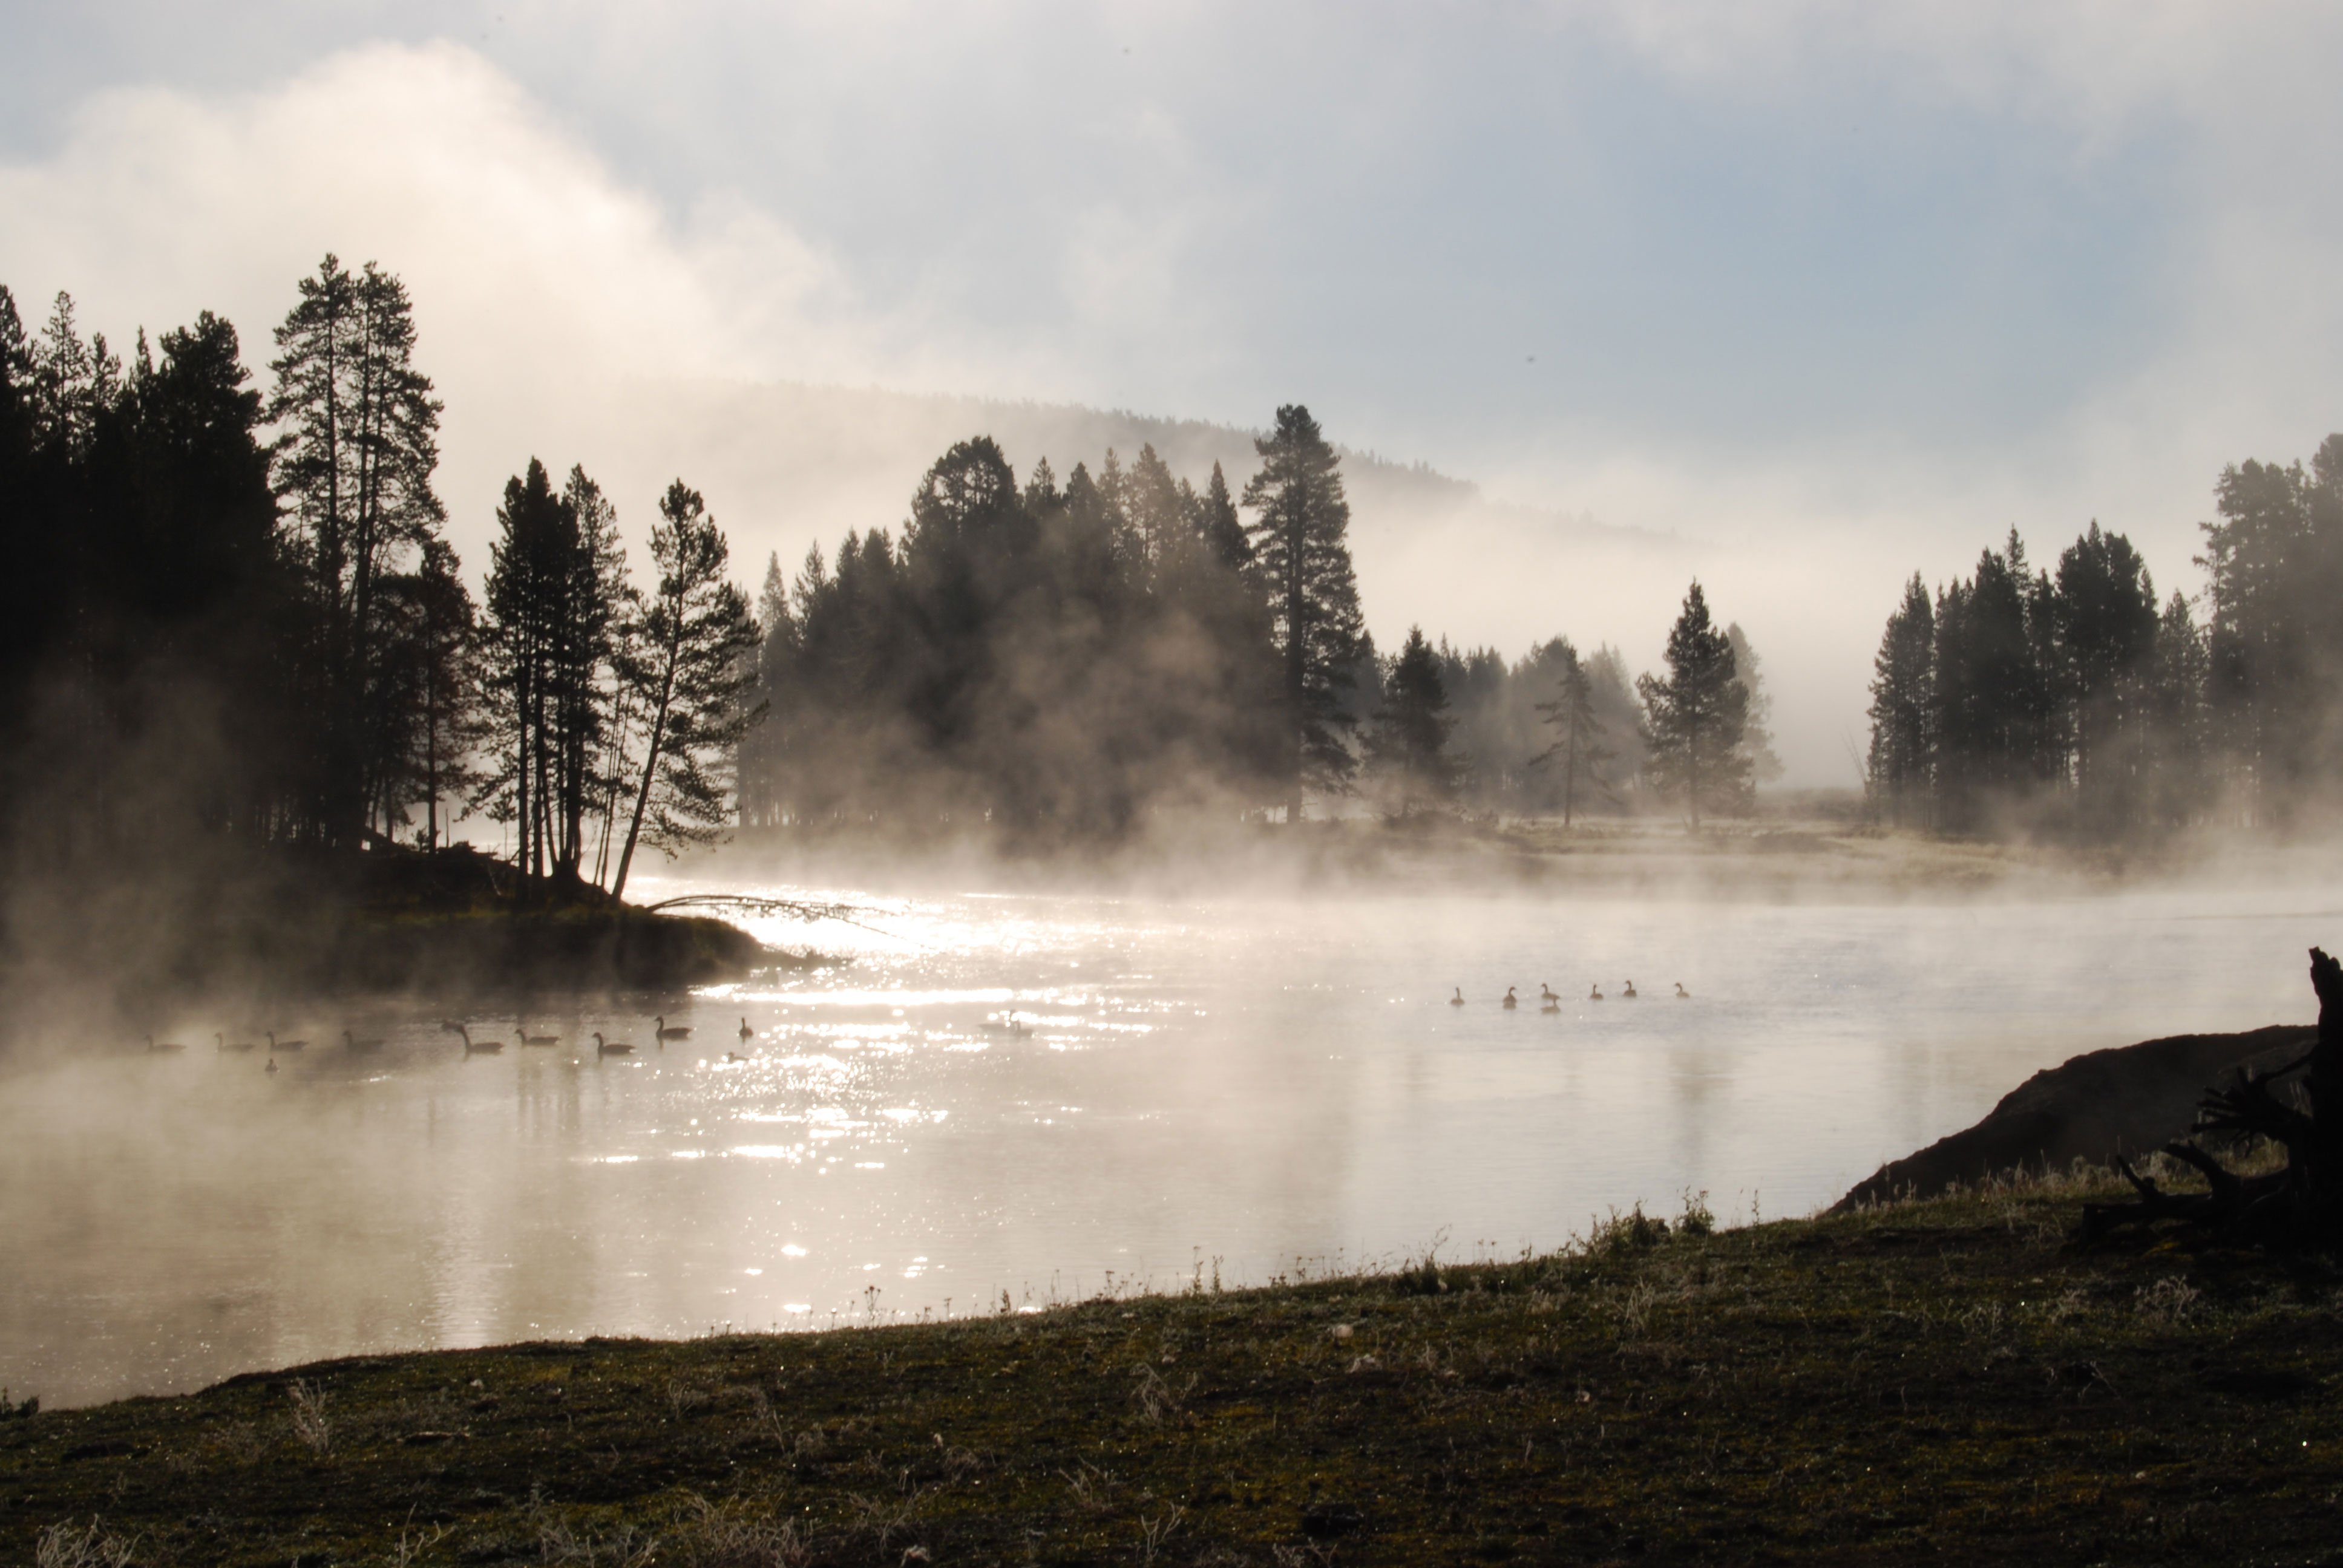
[1866,441,2343,837]
[1388,606,1778,825]
[739,408,1381,841]
[0,261,760,892]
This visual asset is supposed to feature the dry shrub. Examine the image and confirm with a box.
[34,1518,137,1568]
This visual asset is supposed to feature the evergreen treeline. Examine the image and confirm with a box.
[1340,584,1772,829]
[0,261,761,896]
[1862,440,2343,838]
[741,409,1381,841]
[2,256,1794,894]
[1349,611,1776,825]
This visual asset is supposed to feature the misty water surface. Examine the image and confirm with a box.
[4,872,2336,1407]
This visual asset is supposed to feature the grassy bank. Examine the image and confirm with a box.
[8,1171,2343,1566]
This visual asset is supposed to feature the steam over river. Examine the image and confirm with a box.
[5,872,2335,1407]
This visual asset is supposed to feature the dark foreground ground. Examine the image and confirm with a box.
[8,1171,2343,1567]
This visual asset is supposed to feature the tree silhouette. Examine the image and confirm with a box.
[1637,581,1749,831]
[267,255,447,848]
[1529,638,1615,827]
[1365,627,1463,816]
[2049,521,2158,834]
[1724,623,1783,785]
[611,481,763,898]
[1242,405,1365,822]
[1866,574,1935,827]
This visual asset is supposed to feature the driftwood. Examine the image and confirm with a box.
[2082,946,2343,1246]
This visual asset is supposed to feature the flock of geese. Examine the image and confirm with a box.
[1453,980,1692,1013]
[148,1013,761,1071]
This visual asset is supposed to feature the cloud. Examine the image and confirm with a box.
[0,41,942,538]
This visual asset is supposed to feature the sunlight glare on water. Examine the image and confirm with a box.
[1,870,2334,1406]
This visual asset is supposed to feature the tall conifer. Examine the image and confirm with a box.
[1241,404,1365,822]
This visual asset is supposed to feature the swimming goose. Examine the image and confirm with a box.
[216,1032,257,1053]
[264,1057,278,1074]
[266,1030,307,1052]
[723,1051,749,1064]
[445,1022,504,1055]
[1540,991,1561,1014]
[739,1016,753,1043]
[654,1014,691,1042]
[1449,987,1466,1007]
[1588,984,1604,1002]
[1622,981,1638,1000]
[1502,986,1519,1010]
[1539,984,1559,1003]
[593,1031,634,1057]
[517,1020,560,1047]
[1675,982,1691,998]
[343,1029,384,1052]
[146,1034,185,1053]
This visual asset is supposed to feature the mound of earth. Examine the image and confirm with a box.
[1833,1023,2316,1211]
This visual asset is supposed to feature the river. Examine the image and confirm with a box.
[2,866,2332,1407]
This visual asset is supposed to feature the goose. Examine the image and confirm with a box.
[517,1020,560,1048]
[738,1016,754,1044]
[216,1032,257,1053]
[1449,987,1466,1007]
[654,1014,691,1043]
[343,1029,384,1052]
[1539,990,1561,1014]
[264,1057,278,1074]
[146,1034,185,1053]
[1502,986,1519,1010]
[1588,984,1604,1002]
[1675,982,1691,999]
[723,1051,749,1064]
[445,1022,505,1055]
[1621,981,1639,1000]
[1539,983,1560,1004]
[592,1031,634,1057]
[266,1030,307,1053]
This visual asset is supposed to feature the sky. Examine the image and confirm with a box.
[4,1,2343,783]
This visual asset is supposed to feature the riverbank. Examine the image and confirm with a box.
[8,1173,2339,1566]
[718,801,2302,904]
[1,843,798,1050]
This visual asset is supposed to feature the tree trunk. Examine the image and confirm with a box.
[611,635,681,903]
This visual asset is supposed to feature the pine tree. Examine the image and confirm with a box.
[1365,627,1462,816]
[376,538,481,848]
[738,551,797,831]
[550,465,628,882]
[1723,624,1783,785]
[1866,574,1935,826]
[611,481,763,898]
[267,255,447,847]
[2049,521,2158,834]
[1529,638,1614,826]
[478,459,567,877]
[1242,404,1365,821]
[1931,536,2054,832]
[1193,462,1250,571]
[2148,590,2211,828]
[1637,581,1750,831]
